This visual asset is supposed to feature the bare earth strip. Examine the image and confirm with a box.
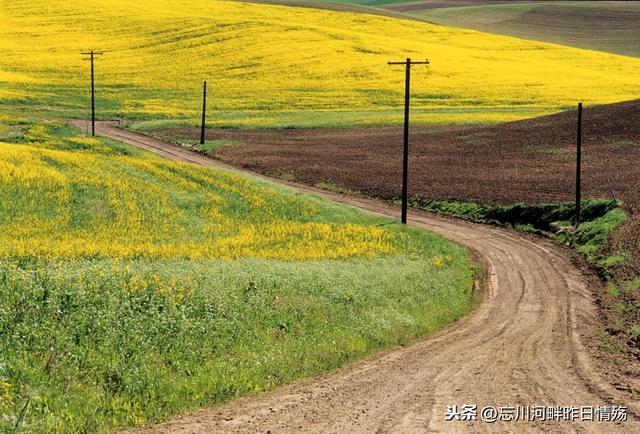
[81,122,639,433]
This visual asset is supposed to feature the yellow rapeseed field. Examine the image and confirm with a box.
[0,118,398,260]
[0,0,639,126]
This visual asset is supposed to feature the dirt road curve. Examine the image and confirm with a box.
[82,122,638,433]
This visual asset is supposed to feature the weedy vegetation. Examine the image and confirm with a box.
[410,198,625,263]
[0,118,474,432]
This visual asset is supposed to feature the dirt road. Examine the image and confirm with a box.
[85,122,638,433]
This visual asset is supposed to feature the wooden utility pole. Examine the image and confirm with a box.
[81,50,103,136]
[575,102,583,228]
[200,80,207,145]
[388,58,429,224]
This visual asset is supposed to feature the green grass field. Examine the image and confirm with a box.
[0,118,475,432]
[404,1,640,58]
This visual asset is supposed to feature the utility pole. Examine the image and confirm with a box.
[575,102,582,228]
[81,50,103,136]
[388,58,429,224]
[200,80,207,145]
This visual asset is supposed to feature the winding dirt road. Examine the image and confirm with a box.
[83,122,638,433]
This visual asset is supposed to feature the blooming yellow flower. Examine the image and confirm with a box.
[0,0,638,125]
[432,256,445,268]
[0,120,398,260]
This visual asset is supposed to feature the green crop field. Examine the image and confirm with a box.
[0,116,475,432]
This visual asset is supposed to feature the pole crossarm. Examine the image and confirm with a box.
[81,51,104,60]
[387,59,429,66]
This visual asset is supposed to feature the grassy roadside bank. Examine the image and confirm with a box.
[409,198,625,263]
[0,119,476,432]
[1,255,476,433]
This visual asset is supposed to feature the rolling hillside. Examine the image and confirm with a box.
[154,98,640,358]
[0,115,474,431]
[1,0,640,127]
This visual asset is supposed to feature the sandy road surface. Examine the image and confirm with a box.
[80,122,638,433]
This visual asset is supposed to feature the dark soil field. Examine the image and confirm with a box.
[396,1,640,58]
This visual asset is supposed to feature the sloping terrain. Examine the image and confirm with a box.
[150,99,640,354]
[0,118,474,432]
[395,1,640,57]
[1,0,640,126]
[93,124,640,433]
